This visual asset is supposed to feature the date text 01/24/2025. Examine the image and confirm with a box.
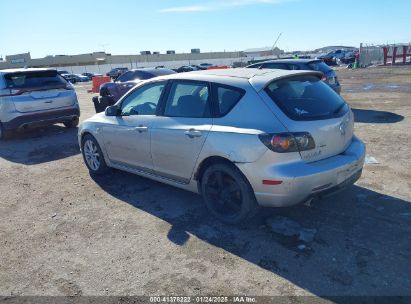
[149,296,256,303]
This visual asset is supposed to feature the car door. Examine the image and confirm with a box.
[101,81,167,172]
[150,80,213,183]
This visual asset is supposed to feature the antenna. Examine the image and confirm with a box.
[271,33,282,51]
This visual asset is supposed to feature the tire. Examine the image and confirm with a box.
[64,117,79,128]
[201,162,259,224]
[81,134,109,175]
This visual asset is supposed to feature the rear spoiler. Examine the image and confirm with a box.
[249,71,323,92]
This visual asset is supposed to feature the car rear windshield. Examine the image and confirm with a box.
[4,70,67,89]
[265,75,347,121]
[307,61,332,73]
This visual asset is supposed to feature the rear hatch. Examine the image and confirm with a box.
[4,70,75,113]
[308,60,338,85]
[264,74,353,163]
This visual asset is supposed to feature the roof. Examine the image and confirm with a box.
[130,67,176,76]
[156,68,322,92]
[250,59,320,65]
[0,67,56,74]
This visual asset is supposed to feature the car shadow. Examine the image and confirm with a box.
[92,170,411,298]
[352,108,404,124]
[0,125,80,165]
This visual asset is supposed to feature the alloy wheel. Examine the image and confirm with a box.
[204,170,243,218]
[84,139,101,171]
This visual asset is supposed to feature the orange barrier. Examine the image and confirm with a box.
[207,65,229,70]
[91,76,111,93]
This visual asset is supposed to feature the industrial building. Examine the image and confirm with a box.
[0,50,248,74]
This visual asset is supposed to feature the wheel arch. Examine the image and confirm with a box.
[194,156,242,194]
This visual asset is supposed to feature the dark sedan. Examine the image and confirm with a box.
[246,59,341,94]
[93,68,177,113]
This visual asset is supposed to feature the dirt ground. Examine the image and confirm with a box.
[0,66,410,299]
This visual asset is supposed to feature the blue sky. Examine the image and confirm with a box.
[1,0,410,58]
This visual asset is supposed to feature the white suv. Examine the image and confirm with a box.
[0,68,80,139]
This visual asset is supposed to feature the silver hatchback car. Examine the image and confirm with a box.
[78,68,365,223]
[0,68,80,139]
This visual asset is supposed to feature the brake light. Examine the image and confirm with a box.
[258,132,315,153]
[321,75,327,81]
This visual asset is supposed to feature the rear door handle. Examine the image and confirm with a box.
[134,125,148,133]
[184,129,202,138]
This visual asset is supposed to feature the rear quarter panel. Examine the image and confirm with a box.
[194,87,288,166]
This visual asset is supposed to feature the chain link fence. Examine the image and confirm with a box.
[360,43,411,66]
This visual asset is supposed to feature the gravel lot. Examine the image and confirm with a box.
[0,67,410,298]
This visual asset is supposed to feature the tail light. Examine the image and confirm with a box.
[258,132,315,153]
[321,75,327,81]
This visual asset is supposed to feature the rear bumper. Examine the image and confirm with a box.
[2,106,80,131]
[238,136,366,207]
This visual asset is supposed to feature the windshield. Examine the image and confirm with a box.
[265,75,347,121]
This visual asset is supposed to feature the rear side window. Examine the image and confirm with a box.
[287,64,300,70]
[307,61,332,73]
[164,81,210,118]
[265,75,347,121]
[213,84,245,116]
[4,70,67,89]
[262,63,290,69]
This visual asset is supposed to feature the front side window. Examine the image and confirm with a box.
[164,81,210,118]
[265,75,347,121]
[120,81,166,116]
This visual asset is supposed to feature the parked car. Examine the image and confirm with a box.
[198,63,214,69]
[61,73,77,84]
[246,59,341,94]
[0,68,80,139]
[82,72,102,80]
[74,74,89,82]
[317,49,355,66]
[338,50,359,64]
[92,67,176,113]
[106,67,129,79]
[79,68,365,224]
[190,65,202,71]
[176,66,195,73]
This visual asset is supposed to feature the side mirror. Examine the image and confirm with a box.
[105,105,120,116]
